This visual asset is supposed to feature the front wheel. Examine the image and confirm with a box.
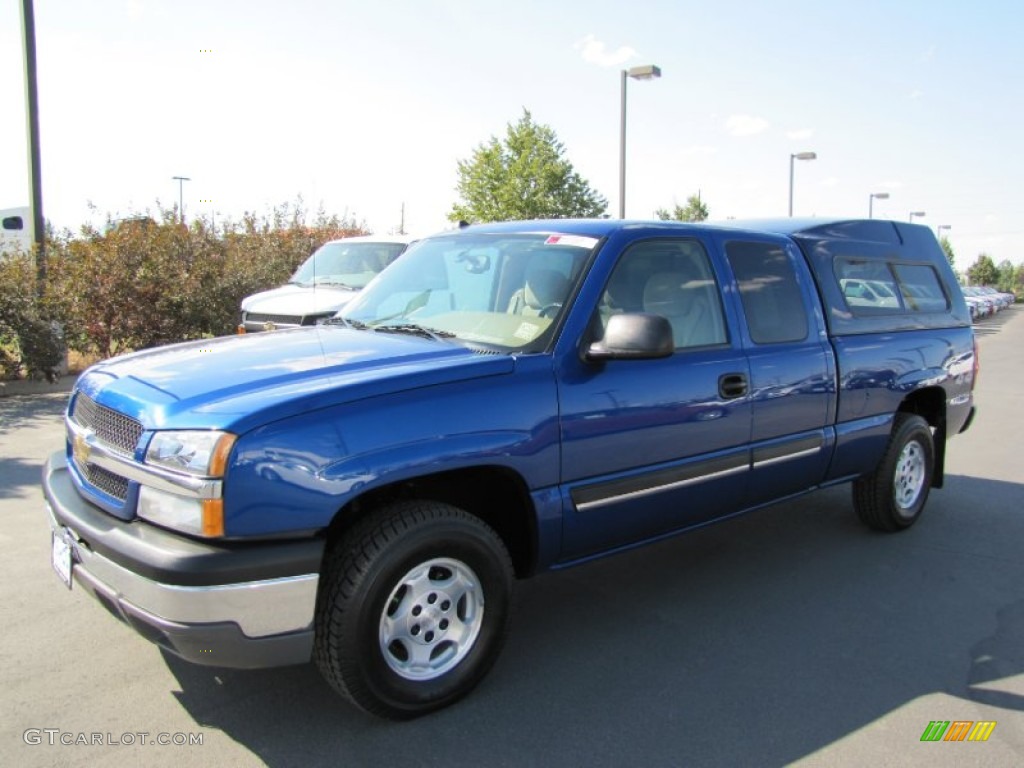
[314,500,514,719]
[853,413,935,532]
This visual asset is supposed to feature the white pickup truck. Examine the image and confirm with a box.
[238,234,415,332]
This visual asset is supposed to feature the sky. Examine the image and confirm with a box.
[2,0,1022,273]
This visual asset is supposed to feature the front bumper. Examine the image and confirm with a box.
[43,451,324,668]
[959,405,976,434]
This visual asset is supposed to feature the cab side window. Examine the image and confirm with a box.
[598,239,727,349]
[726,241,809,344]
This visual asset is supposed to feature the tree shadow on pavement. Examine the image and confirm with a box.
[966,599,1024,712]
[0,457,46,499]
[0,394,67,436]
[0,395,67,498]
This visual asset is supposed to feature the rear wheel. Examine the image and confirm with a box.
[314,500,513,719]
[853,413,934,532]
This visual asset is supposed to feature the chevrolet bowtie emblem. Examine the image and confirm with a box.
[72,431,92,465]
[263,321,277,332]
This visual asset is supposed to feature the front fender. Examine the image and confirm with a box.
[223,357,559,537]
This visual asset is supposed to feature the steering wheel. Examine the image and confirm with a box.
[538,303,562,319]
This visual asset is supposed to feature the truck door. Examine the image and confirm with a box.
[556,236,752,561]
[718,237,835,506]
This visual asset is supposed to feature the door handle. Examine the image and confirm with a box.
[718,373,748,399]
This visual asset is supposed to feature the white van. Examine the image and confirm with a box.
[238,234,415,332]
[1,207,33,255]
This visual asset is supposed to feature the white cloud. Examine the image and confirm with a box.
[879,180,903,190]
[725,114,770,137]
[920,44,936,63]
[125,0,145,19]
[910,89,923,100]
[574,34,636,67]
[821,177,840,187]
[786,128,814,140]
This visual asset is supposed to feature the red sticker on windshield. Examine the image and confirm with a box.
[544,235,598,248]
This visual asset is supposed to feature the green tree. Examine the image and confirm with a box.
[449,109,608,223]
[939,236,956,269]
[966,253,999,286]
[995,259,1019,295]
[655,194,709,222]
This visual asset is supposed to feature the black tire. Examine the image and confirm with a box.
[314,500,514,719]
[853,413,935,532]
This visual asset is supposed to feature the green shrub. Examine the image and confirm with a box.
[43,201,365,359]
[0,251,65,380]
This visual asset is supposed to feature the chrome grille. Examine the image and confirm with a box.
[244,312,302,325]
[80,462,130,501]
[72,394,143,456]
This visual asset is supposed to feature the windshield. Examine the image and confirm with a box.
[291,241,407,288]
[339,232,597,351]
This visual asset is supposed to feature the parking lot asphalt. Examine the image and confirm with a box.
[1,307,1022,767]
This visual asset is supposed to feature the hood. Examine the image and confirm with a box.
[77,328,514,434]
[240,283,358,316]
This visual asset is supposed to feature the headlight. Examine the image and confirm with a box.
[141,431,236,537]
[145,431,236,477]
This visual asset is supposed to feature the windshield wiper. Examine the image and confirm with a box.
[313,279,358,289]
[372,323,455,342]
[324,316,370,330]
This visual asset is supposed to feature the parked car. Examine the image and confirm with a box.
[963,294,983,322]
[839,278,900,308]
[238,234,415,332]
[962,286,997,317]
[976,285,1014,309]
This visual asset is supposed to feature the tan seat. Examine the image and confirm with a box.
[643,271,717,348]
[509,268,570,317]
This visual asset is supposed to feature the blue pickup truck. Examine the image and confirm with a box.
[43,218,976,718]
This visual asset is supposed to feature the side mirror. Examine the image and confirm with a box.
[586,313,675,361]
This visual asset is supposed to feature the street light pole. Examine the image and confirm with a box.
[20,0,45,290]
[788,151,816,217]
[937,224,951,240]
[909,211,926,223]
[172,176,191,224]
[868,192,889,219]
[618,64,661,219]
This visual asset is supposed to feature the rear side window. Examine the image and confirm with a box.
[837,260,901,311]
[836,259,949,314]
[892,264,949,312]
[726,241,809,344]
